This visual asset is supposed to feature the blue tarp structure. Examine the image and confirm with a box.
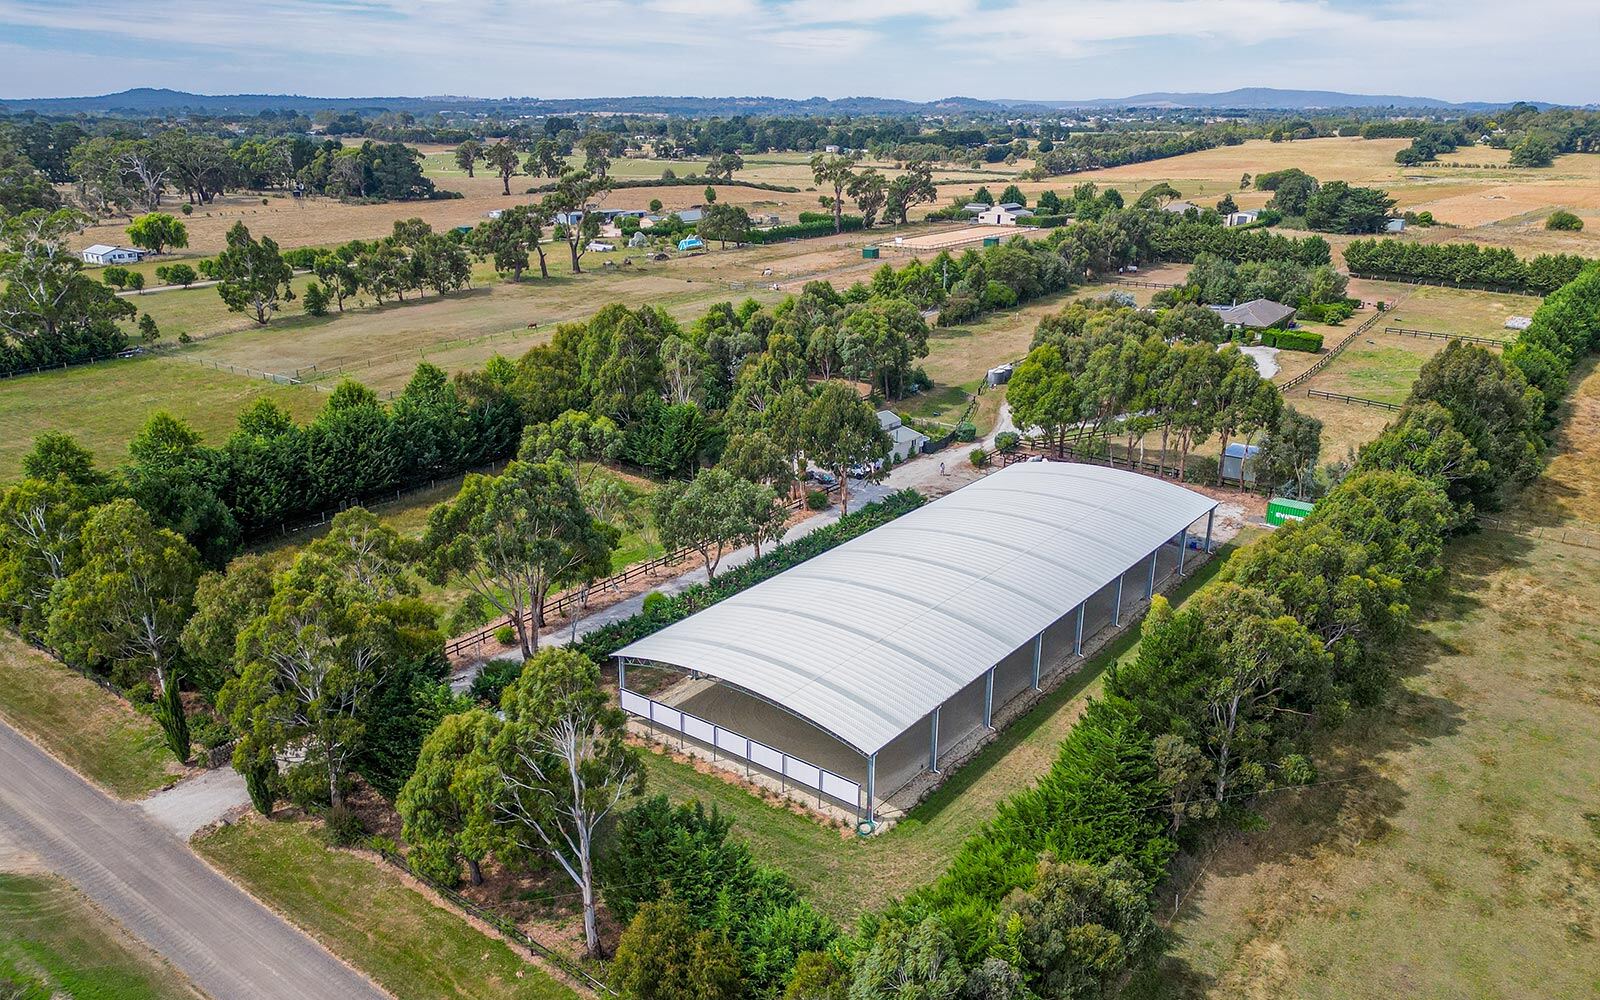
[677,236,705,251]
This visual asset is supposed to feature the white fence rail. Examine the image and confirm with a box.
[620,689,863,809]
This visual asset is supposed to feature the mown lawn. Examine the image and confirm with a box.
[0,353,323,481]
[0,634,182,799]
[196,816,579,1000]
[0,873,204,999]
[639,529,1261,921]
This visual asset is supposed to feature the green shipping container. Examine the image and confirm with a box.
[862,246,880,259]
[983,236,1001,247]
[1266,496,1315,526]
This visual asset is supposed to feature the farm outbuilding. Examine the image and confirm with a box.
[614,463,1218,824]
[1221,442,1261,483]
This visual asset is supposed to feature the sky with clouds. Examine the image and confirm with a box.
[0,0,1595,104]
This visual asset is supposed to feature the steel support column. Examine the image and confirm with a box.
[1204,508,1215,553]
[866,754,877,823]
[1074,602,1085,655]
[1114,575,1124,626]
[983,667,996,729]
[617,657,627,692]
[1177,528,1188,574]
[1145,548,1158,598]
[1031,634,1043,689]
[929,707,941,773]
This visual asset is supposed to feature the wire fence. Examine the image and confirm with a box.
[369,848,613,995]
[1346,271,1546,297]
[264,462,511,543]
[1479,516,1600,553]
[183,356,303,385]
[0,348,153,382]
[1382,325,1508,347]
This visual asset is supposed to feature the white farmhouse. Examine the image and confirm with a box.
[80,244,146,266]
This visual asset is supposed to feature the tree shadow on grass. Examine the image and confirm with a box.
[1139,529,1532,996]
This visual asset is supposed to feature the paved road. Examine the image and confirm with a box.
[0,721,388,1000]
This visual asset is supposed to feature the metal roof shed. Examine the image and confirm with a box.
[615,462,1218,821]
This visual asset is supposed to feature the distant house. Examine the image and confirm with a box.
[80,244,145,266]
[962,202,991,215]
[1161,201,1200,215]
[751,213,781,227]
[1207,298,1296,331]
[1384,218,1406,233]
[824,144,841,154]
[877,410,929,462]
[675,207,705,224]
[977,204,1033,226]
[1224,210,1260,227]
[1220,442,1261,484]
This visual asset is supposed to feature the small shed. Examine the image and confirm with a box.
[876,410,929,463]
[1220,442,1260,484]
[1266,496,1315,526]
[1385,218,1406,233]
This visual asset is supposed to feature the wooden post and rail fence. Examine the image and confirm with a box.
[1382,325,1507,348]
[444,483,838,658]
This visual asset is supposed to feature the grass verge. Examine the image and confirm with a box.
[0,633,181,799]
[0,872,204,1000]
[195,816,579,1000]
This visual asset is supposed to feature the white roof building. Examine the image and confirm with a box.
[615,462,1218,819]
[80,244,145,265]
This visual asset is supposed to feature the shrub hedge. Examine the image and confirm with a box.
[575,490,925,661]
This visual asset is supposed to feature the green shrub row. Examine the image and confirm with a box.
[1344,238,1591,295]
[574,489,925,661]
[1261,328,1324,351]
[744,215,865,244]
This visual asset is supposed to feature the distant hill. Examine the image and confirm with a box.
[0,87,1562,117]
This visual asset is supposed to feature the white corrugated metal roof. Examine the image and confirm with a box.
[615,463,1217,756]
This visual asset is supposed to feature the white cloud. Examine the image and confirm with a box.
[0,0,1593,102]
